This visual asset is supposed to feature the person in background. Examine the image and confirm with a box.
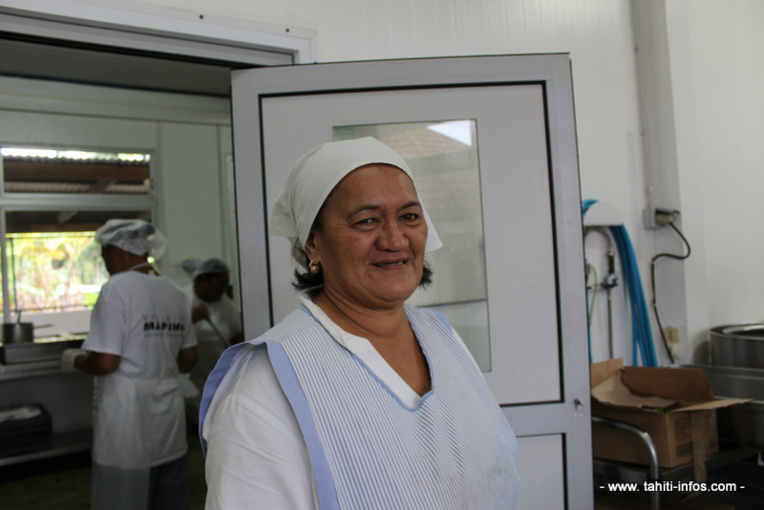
[184,257,243,426]
[200,137,518,509]
[61,219,198,510]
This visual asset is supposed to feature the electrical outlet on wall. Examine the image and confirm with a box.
[643,208,681,229]
[665,326,681,344]
[665,326,681,360]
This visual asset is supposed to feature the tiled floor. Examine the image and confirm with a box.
[0,444,206,510]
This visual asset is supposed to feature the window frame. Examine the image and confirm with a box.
[0,144,156,326]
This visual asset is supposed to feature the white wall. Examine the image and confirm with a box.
[158,122,227,284]
[18,0,764,365]
[666,0,764,361]
[150,0,646,363]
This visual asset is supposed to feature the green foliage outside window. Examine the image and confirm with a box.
[2,232,108,315]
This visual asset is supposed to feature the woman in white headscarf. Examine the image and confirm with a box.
[62,219,198,510]
[200,137,518,510]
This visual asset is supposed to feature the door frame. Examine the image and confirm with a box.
[231,55,593,509]
[0,0,314,65]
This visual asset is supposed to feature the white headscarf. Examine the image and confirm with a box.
[95,219,167,260]
[270,137,442,268]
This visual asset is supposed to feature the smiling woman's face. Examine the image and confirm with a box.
[304,163,428,310]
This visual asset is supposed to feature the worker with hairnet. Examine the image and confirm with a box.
[183,258,243,427]
[61,219,198,510]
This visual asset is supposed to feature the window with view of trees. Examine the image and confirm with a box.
[3,231,106,315]
[1,146,155,335]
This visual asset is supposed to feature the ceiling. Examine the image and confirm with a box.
[0,34,238,97]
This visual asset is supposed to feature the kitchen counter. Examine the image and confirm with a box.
[0,334,85,373]
[0,359,66,382]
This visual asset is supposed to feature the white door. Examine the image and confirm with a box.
[232,55,592,509]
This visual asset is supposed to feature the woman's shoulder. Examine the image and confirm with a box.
[203,309,323,421]
[213,308,323,376]
[249,305,326,345]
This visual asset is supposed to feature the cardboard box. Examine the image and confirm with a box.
[591,359,748,476]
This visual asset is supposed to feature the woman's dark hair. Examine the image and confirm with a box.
[293,260,434,299]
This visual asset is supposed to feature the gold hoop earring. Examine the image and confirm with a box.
[309,260,320,275]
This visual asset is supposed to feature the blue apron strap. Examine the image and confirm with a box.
[267,341,341,510]
[430,309,452,331]
[198,341,249,453]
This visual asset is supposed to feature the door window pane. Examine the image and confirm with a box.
[333,121,490,370]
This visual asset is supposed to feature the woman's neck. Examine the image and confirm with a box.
[312,290,410,342]
[312,289,431,396]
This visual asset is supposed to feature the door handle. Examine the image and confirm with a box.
[573,398,586,417]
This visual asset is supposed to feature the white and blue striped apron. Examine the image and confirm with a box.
[201,305,518,509]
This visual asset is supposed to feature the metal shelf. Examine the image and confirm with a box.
[0,360,64,382]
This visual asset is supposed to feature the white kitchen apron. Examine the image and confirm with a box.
[92,372,186,510]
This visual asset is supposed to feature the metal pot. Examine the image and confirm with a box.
[2,322,34,344]
[718,400,764,448]
[710,323,764,369]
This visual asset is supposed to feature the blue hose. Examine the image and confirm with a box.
[582,199,657,366]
